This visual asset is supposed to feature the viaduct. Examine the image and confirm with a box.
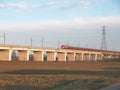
[0,44,120,61]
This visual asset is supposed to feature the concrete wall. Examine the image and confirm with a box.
[111,55,118,59]
[57,52,66,61]
[83,53,90,61]
[90,54,96,61]
[103,54,111,60]
[67,52,75,61]
[47,52,56,61]
[18,50,29,61]
[34,51,44,61]
[0,49,12,61]
[111,55,115,59]
[97,54,102,61]
[75,53,83,61]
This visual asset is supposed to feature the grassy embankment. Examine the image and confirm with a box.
[0,61,120,90]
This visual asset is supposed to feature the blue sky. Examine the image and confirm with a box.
[0,0,120,50]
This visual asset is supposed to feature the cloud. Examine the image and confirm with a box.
[32,1,91,9]
[0,2,28,9]
[0,16,120,32]
[0,1,91,10]
[32,1,67,9]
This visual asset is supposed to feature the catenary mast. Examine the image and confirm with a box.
[101,25,107,50]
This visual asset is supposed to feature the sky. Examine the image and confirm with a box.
[0,0,120,51]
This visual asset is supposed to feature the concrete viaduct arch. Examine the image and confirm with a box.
[0,44,120,61]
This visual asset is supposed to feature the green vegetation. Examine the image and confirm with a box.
[0,62,120,90]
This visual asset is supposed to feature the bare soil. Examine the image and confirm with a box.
[0,61,119,90]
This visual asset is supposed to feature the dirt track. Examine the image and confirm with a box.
[0,61,120,72]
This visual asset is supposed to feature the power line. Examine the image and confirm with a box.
[30,36,44,47]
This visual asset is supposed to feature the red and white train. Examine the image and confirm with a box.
[61,45,120,54]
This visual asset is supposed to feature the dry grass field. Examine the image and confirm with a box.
[0,61,120,90]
